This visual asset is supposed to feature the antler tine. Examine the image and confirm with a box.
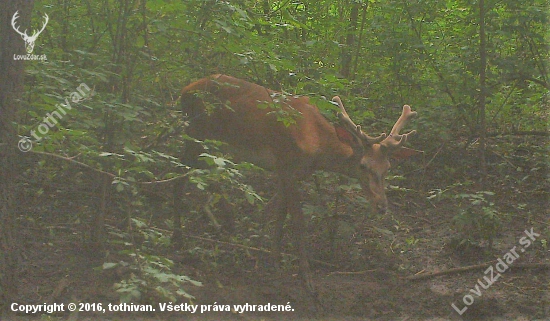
[389,105,417,138]
[384,129,417,149]
[33,14,49,37]
[11,11,27,37]
[381,105,417,150]
[333,96,386,145]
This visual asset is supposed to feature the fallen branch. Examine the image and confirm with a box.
[407,262,550,280]
[327,269,377,276]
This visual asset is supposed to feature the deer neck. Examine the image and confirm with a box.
[314,136,358,176]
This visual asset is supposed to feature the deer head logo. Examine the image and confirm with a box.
[11,11,49,54]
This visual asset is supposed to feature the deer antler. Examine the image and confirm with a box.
[31,13,49,39]
[333,96,386,145]
[380,105,417,150]
[11,11,27,38]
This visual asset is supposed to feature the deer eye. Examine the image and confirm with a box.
[360,163,368,170]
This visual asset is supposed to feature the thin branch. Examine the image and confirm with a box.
[407,262,550,280]
[351,2,369,79]
[269,0,292,16]
[490,150,517,168]
[28,150,189,185]
[489,81,517,126]
[422,141,446,171]
[524,76,550,90]
[30,150,116,178]
[488,130,550,137]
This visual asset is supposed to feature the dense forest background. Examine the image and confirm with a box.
[0,0,548,320]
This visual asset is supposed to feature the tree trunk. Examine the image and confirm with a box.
[478,0,488,182]
[340,3,359,79]
[351,3,369,80]
[0,0,34,311]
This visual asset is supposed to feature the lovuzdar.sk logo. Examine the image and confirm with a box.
[11,10,48,61]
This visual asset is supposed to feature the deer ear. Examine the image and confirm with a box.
[335,125,356,146]
[391,147,422,160]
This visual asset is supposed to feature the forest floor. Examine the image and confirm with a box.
[8,138,550,321]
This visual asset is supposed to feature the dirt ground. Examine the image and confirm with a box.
[6,141,550,321]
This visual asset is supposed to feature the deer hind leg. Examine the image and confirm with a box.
[172,137,205,246]
[172,178,185,246]
[280,177,318,299]
[265,192,285,267]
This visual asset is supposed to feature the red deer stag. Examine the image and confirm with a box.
[177,74,419,296]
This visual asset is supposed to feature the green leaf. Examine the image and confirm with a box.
[103,262,118,270]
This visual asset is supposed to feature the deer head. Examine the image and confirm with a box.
[333,96,419,213]
[11,11,49,54]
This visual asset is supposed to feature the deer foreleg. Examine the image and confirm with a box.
[265,192,285,266]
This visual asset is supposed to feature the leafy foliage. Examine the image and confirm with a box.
[453,191,509,247]
[103,218,202,303]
